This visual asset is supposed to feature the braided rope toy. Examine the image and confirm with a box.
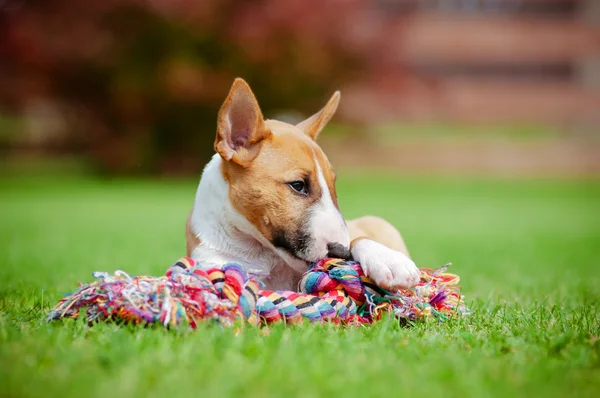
[48,257,467,328]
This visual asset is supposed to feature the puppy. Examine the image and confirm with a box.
[186,78,419,291]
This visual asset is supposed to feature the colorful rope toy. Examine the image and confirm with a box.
[48,257,467,328]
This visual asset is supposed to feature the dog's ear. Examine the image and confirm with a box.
[215,78,271,166]
[296,91,340,140]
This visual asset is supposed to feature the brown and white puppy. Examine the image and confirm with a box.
[186,78,419,291]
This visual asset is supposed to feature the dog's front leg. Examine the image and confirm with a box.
[350,237,420,290]
[346,216,419,290]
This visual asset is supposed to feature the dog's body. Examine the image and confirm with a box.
[186,79,419,291]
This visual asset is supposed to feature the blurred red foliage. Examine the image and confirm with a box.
[4,1,596,175]
[0,0,368,174]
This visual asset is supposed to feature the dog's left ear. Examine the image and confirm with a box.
[215,78,271,167]
[296,91,340,140]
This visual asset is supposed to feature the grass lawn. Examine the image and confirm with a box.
[1,173,599,398]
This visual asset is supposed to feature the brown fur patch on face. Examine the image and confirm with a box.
[220,120,337,259]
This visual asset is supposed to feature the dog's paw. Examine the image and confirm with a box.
[351,239,420,290]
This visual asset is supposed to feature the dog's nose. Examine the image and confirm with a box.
[327,243,351,260]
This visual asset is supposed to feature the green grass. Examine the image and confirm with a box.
[1,174,599,398]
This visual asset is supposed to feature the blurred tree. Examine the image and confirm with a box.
[0,0,365,174]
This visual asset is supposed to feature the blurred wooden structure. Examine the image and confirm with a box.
[2,0,599,175]
[341,0,600,126]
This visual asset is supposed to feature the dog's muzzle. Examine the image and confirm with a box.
[326,243,351,260]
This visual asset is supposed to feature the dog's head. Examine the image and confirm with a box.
[214,78,350,270]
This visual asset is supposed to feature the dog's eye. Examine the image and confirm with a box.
[288,180,308,195]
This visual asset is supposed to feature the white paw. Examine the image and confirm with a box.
[351,239,420,290]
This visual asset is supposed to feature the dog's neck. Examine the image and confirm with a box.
[188,154,305,290]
